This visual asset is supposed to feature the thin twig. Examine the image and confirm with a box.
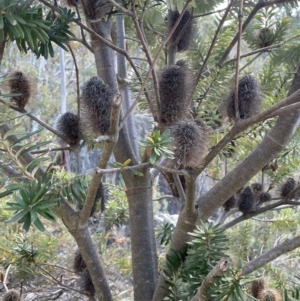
[96,162,150,174]
[39,262,77,274]
[153,195,175,201]
[152,163,190,177]
[36,264,88,296]
[74,1,93,52]
[239,53,262,73]
[0,99,65,141]
[192,0,236,99]
[192,8,226,19]
[234,0,244,120]
[224,34,300,66]
[67,44,80,122]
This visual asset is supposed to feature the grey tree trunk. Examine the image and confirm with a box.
[80,1,158,300]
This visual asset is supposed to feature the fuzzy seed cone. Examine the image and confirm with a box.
[171,120,209,168]
[80,76,114,137]
[169,10,193,52]
[223,75,262,121]
[281,177,296,198]
[258,289,281,301]
[73,250,86,273]
[159,60,192,126]
[251,182,262,194]
[250,278,266,298]
[223,195,236,211]
[80,268,95,296]
[238,186,255,214]
[56,112,81,147]
[8,71,31,109]
[3,289,22,301]
[258,191,272,203]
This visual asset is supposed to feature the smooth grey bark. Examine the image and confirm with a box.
[80,2,158,300]
[116,14,139,156]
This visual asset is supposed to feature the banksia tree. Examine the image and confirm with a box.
[171,120,209,168]
[238,186,255,214]
[223,75,262,121]
[258,289,281,301]
[73,249,86,273]
[8,71,31,109]
[80,268,95,297]
[159,60,192,126]
[249,278,266,299]
[56,112,81,147]
[223,195,236,211]
[3,289,22,301]
[281,177,296,198]
[169,10,193,52]
[80,76,114,137]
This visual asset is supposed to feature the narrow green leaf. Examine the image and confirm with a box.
[33,216,45,231]
[5,208,29,223]
[22,214,31,232]
[0,13,4,29]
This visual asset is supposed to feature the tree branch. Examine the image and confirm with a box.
[223,34,300,66]
[79,94,121,226]
[192,0,236,97]
[0,99,65,141]
[223,199,285,229]
[198,88,300,174]
[191,258,230,301]
[242,235,300,275]
[66,44,80,122]
[217,0,296,67]
[234,0,244,120]
[173,174,187,203]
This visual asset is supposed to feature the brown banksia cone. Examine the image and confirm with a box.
[80,268,95,297]
[73,249,86,273]
[8,71,31,109]
[281,177,296,198]
[168,10,193,52]
[238,186,255,214]
[258,191,272,203]
[250,278,266,298]
[80,76,114,137]
[223,75,262,121]
[258,289,281,301]
[3,289,23,301]
[171,120,209,168]
[56,112,81,147]
[159,60,192,126]
[257,27,274,48]
[223,195,236,211]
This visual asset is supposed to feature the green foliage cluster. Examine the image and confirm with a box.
[0,0,76,58]
[159,222,253,301]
